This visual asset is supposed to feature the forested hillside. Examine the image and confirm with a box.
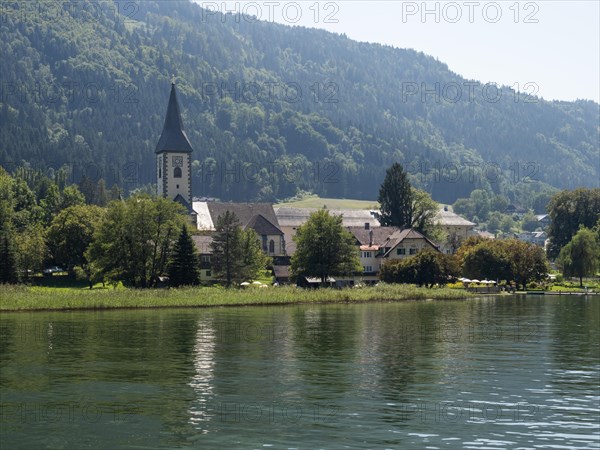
[1,0,598,203]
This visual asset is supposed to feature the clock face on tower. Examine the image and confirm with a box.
[172,156,183,167]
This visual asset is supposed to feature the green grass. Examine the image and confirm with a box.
[548,285,597,292]
[0,283,473,312]
[277,195,378,210]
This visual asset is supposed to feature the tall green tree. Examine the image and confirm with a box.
[39,183,62,225]
[557,227,600,287]
[506,239,549,289]
[168,225,201,287]
[547,188,600,258]
[47,204,104,288]
[14,224,47,280]
[60,185,86,209]
[411,188,442,238]
[291,209,361,284]
[240,228,271,282]
[0,232,19,284]
[210,211,244,287]
[460,238,548,289]
[87,194,185,287]
[378,164,440,237]
[378,163,413,228]
[460,239,512,283]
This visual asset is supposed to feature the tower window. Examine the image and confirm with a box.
[174,167,182,178]
[269,240,275,254]
[158,165,162,178]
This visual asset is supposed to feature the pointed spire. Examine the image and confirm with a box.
[155,82,193,154]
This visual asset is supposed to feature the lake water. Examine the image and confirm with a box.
[1,295,599,449]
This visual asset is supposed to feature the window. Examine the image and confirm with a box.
[201,255,211,263]
[363,266,373,273]
[158,166,162,178]
[206,271,211,277]
[362,251,372,258]
[262,235,268,252]
[269,240,275,254]
[174,167,182,178]
[409,248,417,255]
[397,248,405,255]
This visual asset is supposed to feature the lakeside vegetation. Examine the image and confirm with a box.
[0,283,473,312]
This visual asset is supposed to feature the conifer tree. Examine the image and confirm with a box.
[210,211,244,287]
[378,163,413,228]
[0,232,19,284]
[168,225,200,287]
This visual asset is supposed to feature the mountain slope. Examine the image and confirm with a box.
[0,0,598,203]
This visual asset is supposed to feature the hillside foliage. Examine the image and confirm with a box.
[1,1,598,204]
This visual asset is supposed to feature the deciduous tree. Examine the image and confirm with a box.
[557,227,600,287]
[240,228,271,282]
[14,224,47,280]
[87,194,185,287]
[47,204,105,288]
[460,238,548,289]
[547,188,600,258]
[380,250,458,287]
[291,209,361,284]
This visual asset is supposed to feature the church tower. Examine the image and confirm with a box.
[156,82,193,207]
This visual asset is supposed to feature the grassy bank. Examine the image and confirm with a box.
[0,284,473,312]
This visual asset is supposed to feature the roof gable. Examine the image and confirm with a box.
[383,228,440,256]
[246,214,283,235]
[206,202,280,229]
[346,226,400,246]
[192,235,213,254]
[173,194,193,213]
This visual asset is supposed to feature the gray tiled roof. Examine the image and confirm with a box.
[275,207,380,227]
[246,214,283,235]
[383,229,440,256]
[192,235,213,254]
[436,208,475,226]
[346,226,400,246]
[272,265,290,279]
[207,202,280,229]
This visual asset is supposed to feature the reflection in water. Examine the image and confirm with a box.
[188,318,216,432]
[0,296,598,449]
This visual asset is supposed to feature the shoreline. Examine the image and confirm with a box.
[0,296,481,314]
[0,284,479,313]
[2,285,595,313]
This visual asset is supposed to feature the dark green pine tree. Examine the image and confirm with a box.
[209,211,244,287]
[0,232,19,284]
[168,225,200,287]
[377,163,414,228]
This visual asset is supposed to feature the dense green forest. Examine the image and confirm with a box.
[1,0,598,203]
